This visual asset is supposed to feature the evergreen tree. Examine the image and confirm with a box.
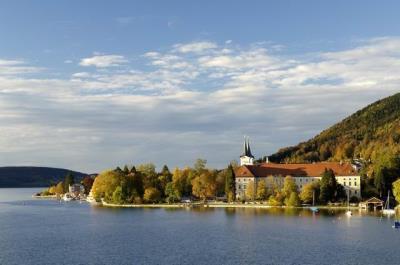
[123,165,130,175]
[224,164,236,202]
[319,169,337,204]
[63,173,75,192]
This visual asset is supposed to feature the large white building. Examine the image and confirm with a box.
[235,139,361,200]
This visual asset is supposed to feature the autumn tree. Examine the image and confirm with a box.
[55,181,64,194]
[143,187,161,203]
[286,192,301,207]
[393,179,400,203]
[256,180,267,201]
[165,182,180,203]
[137,163,158,189]
[48,185,56,194]
[91,170,124,202]
[194,158,207,175]
[282,176,297,199]
[191,170,216,201]
[112,186,124,204]
[245,180,255,201]
[265,176,277,198]
[81,176,94,195]
[299,181,320,204]
[172,167,185,197]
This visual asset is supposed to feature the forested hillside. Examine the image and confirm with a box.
[270,92,400,164]
[269,92,400,198]
[0,167,87,187]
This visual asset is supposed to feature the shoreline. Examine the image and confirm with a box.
[32,195,58,199]
[31,194,368,210]
[100,201,360,210]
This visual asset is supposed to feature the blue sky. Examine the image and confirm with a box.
[1,1,400,172]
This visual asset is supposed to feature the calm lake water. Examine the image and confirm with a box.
[0,188,399,265]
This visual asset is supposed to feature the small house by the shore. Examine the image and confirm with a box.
[68,184,85,199]
[359,197,383,211]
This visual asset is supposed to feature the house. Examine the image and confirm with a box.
[235,138,361,200]
[68,183,85,199]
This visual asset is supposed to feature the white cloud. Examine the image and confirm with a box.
[174,41,217,53]
[2,38,400,172]
[79,54,128,68]
[0,59,42,75]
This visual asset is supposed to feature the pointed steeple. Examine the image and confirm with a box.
[242,136,248,157]
[246,137,254,158]
[240,136,255,166]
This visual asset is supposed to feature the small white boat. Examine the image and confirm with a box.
[86,191,97,204]
[310,191,319,213]
[383,191,396,215]
[345,190,352,217]
[383,209,396,215]
[62,193,74,202]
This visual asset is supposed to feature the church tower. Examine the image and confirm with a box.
[240,136,254,166]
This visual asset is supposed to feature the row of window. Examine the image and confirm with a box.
[343,182,357,187]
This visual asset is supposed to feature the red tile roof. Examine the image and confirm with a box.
[235,162,358,178]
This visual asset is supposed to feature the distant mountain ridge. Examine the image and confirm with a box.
[270,92,400,163]
[0,166,88,187]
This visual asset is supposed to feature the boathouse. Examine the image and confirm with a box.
[359,197,384,211]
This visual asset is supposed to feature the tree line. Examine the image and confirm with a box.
[91,159,236,204]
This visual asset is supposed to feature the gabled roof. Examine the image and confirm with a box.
[362,197,383,203]
[235,162,359,178]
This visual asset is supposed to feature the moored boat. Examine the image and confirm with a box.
[345,190,352,217]
[383,191,396,215]
[62,193,74,201]
[310,191,319,213]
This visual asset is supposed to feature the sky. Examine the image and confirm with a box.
[1,0,400,173]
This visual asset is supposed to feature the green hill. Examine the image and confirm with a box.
[270,92,400,164]
[0,167,88,187]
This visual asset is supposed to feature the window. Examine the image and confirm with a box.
[344,182,346,186]
[355,191,357,194]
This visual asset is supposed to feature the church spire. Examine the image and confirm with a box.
[240,136,255,166]
[246,137,253,158]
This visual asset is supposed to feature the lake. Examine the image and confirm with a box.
[0,188,399,265]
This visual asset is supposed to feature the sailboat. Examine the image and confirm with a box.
[345,190,352,217]
[310,190,319,213]
[383,191,396,215]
